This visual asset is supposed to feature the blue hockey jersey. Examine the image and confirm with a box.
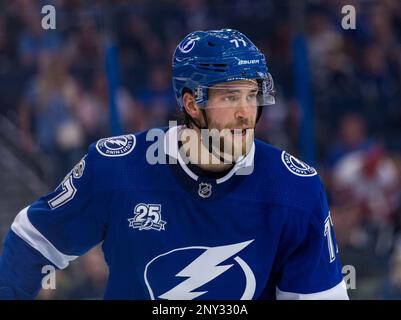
[0,126,348,300]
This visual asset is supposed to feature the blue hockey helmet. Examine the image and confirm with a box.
[172,29,275,112]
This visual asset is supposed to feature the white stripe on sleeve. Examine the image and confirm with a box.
[276,280,349,300]
[11,206,78,269]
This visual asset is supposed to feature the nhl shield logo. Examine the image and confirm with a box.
[198,183,212,198]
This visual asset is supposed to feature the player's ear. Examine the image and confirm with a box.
[183,91,199,119]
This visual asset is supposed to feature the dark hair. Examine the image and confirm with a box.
[174,106,188,126]
[176,88,193,127]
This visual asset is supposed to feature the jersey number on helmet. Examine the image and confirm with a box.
[230,38,247,48]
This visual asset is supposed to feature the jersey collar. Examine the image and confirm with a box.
[164,125,255,184]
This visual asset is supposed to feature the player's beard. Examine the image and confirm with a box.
[205,119,255,164]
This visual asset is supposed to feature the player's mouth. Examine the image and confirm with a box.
[230,128,249,137]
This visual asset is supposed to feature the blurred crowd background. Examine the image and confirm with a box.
[0,0,400,299]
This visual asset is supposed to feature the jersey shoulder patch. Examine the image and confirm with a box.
[280,151,317,177]
[95,134,136,157]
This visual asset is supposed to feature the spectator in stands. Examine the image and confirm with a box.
[18,50,83,186]
[380,246,401,299]
[66,247,108,300]
[326,113,373,168]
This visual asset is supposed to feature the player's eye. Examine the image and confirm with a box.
[246,93,257,101]
[223,95,238,102]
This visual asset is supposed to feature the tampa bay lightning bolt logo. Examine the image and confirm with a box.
[178,36,200,53]
[281,151,317,177]
[144,240,256,300]
[96,134,136,157]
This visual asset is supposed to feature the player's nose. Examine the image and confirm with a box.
[234,103,252,121]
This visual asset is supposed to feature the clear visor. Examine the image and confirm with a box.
[194,74,275,110]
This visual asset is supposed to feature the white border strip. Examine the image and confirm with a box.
[216,143,255,184]
[164,125,198,181]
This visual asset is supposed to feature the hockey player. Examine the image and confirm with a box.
[0,29,348,300]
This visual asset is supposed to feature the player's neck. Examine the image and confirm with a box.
[178,126,234,173]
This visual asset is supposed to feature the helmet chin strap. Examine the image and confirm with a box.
[184,109,228,164]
